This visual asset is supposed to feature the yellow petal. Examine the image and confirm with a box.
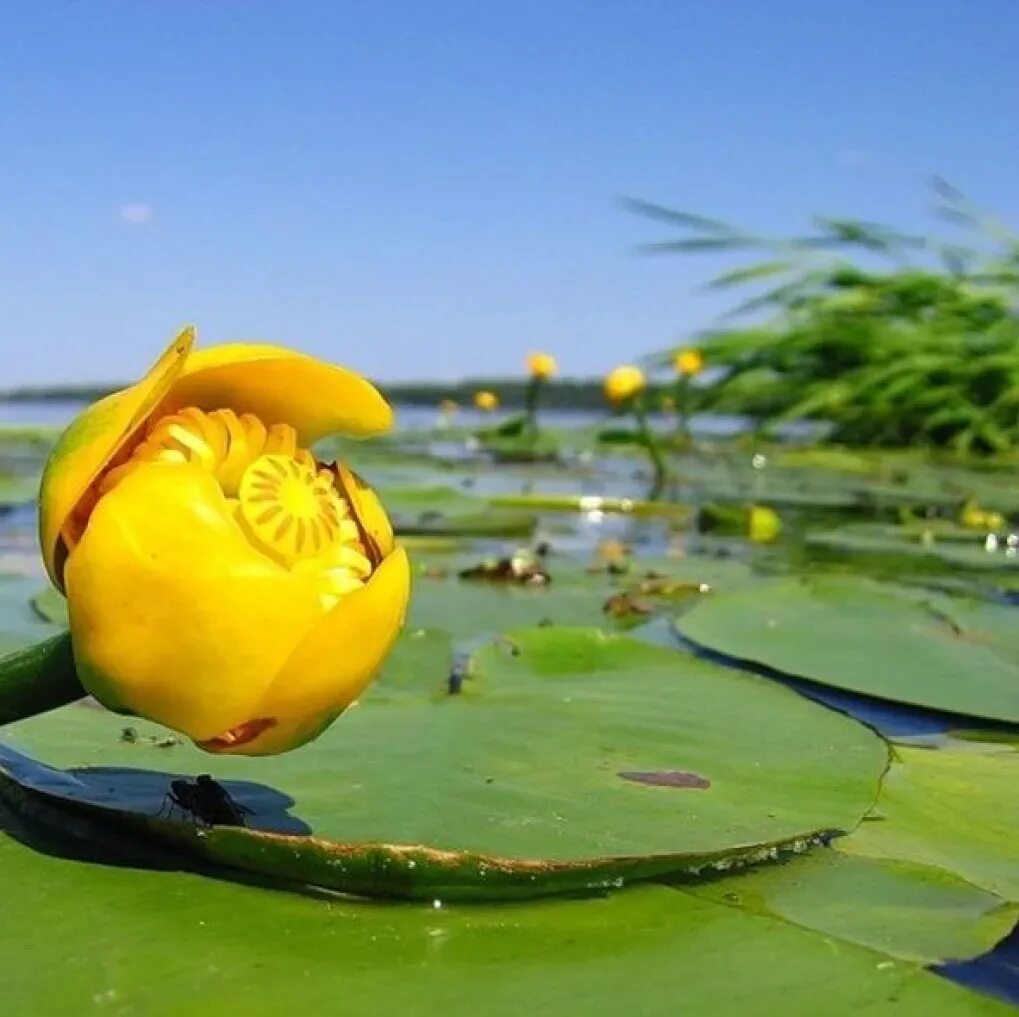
[159,343,393,445]
[333,462,396,562]
[526,352,557,380]
[64,460,323,742]
[202,546,411,755]
[39,326,194,589]
[603,364,646,404]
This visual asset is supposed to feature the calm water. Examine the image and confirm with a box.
[0,399,772,438]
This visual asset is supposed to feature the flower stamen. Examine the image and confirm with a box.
[89,406,375,608]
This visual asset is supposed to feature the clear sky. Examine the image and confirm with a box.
[3,0,1019,386]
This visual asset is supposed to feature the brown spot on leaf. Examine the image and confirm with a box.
[618,770,710,790]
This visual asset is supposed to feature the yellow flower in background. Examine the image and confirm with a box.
[959,500,1005,533]
[673,348,704,378]
[603,364,646,405]
[438,398,459,415]
[39,327,410,756]
[473,390,499,412]
[526,352,558,380]
[748,505,781,543]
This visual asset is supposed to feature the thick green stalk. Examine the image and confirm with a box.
[0,632,85,726]
[633,396,668,502]
[524,376,541,437]
[675,376,692,444]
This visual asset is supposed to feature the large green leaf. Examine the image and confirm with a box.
[674,733,1019,967]
[408,573,611,636]
[487,491,692,519]
[685,850,1017,965]
[1,627,887,899]
[0,806,1008,1016]
[839,743,1019,901]
[677,575,1019,722]
[807,524,1019,579]
[383,485,538,537]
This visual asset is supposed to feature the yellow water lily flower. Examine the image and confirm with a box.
[673,348,704,377]
[603,365,646,405]
[526,352,557,380]
[473,390,499,412]
[959,500,1005,533]
[39,327,410,756]
[748,504,781,543]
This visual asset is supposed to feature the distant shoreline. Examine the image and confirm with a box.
[0,378,674,413]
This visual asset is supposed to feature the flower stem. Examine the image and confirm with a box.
[633,396,667,501]
[524,377,541,438]
[675,377,692,445]
[0,632,84,727]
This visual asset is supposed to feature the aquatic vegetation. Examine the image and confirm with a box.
[671,347,704,442]
[600,364,669,500]
[632,182,1019,453]
[523,350,557,436]
[1,369,1017,1012]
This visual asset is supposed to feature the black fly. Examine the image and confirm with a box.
[161,774,254,827]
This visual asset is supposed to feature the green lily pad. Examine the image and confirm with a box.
[807,524,1019,577]
[0,819,1005,1016]
[838,744,1019,901]
[408,572,612,636]
[853,482,965,513]
[396,510,537,538]
[677,575,1019,722]
[487,492,692,520]
[1,627,887,899]
[384,485,538,537]
[29,586,66,626]
[707,485,860,511]
[686,850,1018,965]
[0,576,64,656]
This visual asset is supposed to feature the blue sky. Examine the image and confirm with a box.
[3,0,1019,386]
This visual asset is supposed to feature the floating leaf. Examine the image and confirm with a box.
[0,822,1006,1016]
[685,850,1018,966]
[1,628,887,899]
[678,575,1019,722]
[839,744,1019,901]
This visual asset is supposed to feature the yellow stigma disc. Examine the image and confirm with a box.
[238,454,349,567]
